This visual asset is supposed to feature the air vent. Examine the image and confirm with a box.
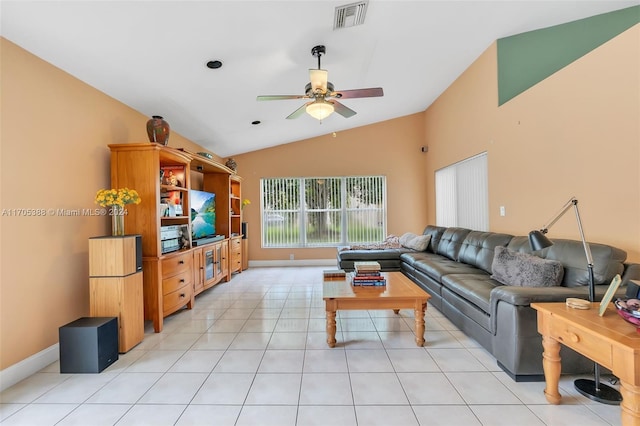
[334,1,368,30]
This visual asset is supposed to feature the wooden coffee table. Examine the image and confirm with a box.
[532,302,640,426]
[323,271,431,347]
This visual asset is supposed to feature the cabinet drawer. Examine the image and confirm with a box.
[550,323,612,366]
[230,238,242,250]
[162,270,193,295]
[162,251,193,278]
[163,284,192,312]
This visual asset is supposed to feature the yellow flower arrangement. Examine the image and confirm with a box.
[242,199,251,210]
[95,188,142,207]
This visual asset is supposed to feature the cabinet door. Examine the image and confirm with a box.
[214,243,223,280]
[203,247,216,289]
[193,248,204,295]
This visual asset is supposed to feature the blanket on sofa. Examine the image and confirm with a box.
[339,235,401,251]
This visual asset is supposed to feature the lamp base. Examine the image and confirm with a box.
[574,379,622,405]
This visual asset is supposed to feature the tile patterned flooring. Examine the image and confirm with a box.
[0,266,623,425]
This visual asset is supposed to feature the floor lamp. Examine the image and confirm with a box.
[528,197,622,404]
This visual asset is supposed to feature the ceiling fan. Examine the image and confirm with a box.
[257,45,384,121]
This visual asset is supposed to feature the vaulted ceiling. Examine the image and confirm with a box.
[2,1,635,157]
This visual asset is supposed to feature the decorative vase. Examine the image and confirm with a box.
[111,206,125,236]
[225,158,237,173]
[146,115,170,145]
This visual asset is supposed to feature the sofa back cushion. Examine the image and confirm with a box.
[422,225,447,253]
[506,236,627,287]
[436,227,472,260]
[545,239,627,287]
[458,231,514,274]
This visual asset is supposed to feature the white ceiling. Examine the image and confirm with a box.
[2,1,636,157]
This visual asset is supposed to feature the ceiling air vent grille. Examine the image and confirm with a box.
[334,1,368,30]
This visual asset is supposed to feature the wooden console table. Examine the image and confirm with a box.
[531,302,640,426]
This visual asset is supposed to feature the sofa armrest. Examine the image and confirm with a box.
[490,285,591,308]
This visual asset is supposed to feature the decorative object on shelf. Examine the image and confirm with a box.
[197,152,213,159]
[95,188,142,236]
[225,158,237,172]
[528,196,622,405]
[146,115,170,145]
[242,199,251,210]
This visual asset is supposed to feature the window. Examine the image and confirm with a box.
[435,152,488,230]
[261,176,386,248]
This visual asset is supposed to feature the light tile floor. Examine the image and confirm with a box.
[0,266,623,425]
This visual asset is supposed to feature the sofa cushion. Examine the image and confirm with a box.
[436,227,472,260]
[544,239,627,287]
[491,246,564,287]
[399,233,431,251]
[413,255,481,282]
[422,225,447,253]
[457,231,514,274]
[338,249,405,261]
[441,273,498,315]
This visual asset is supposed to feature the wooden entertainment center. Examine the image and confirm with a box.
[109,143,244,332]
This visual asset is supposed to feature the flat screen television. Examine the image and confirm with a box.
[189,189,216,240]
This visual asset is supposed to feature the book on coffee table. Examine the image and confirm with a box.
[323,269,346,278]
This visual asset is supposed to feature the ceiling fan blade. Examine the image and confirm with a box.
[257,95,308,101]
[331,101,357,118]
[286,103,310,119]
[309,69,328,93]
[330,87,384,99]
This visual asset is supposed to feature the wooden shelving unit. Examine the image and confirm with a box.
[108,143,243,332]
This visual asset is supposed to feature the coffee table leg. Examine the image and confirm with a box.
[414,301,426,347]
[541,334,562,404]
[620,380,640,425]
[393,309,400,314]
[326,309,337,348]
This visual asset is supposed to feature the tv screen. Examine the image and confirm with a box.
[189,189,216,239]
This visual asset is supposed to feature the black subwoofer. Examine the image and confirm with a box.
[59,317,118,373]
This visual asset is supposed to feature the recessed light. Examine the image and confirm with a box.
[251,120,261,125]
[206,60,222,69]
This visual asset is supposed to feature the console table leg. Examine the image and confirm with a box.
[414,302,426,347]
[326,309,337,348]
[620,381,640,426]
[541,334,562,404]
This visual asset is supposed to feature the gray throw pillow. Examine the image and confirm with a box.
[399,233,431,251]
[491,246,564,287]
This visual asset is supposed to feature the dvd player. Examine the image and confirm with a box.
[192,235,225,246]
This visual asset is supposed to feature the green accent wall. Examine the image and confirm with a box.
[497,5,639,105]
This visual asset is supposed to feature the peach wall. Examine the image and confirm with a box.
[0,38,206,370]
[232,114,429,262]
[424,26,640,262]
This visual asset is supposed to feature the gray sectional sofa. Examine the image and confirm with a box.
[337,225,640,381]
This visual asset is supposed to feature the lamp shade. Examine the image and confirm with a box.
[309,69,328,93]
[306,101,334,120]
[528,230,553,251]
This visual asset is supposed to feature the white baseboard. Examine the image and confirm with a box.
[248,259,335,268]
[0,344,59,392]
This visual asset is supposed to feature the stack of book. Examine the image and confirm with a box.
[351,261,386,286]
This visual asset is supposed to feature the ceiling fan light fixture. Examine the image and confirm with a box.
[309,69,328,92]
[306,101,334,121]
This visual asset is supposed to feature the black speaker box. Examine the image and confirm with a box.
[59,317,118,373]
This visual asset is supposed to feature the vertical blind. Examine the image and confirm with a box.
[435,152,488,231]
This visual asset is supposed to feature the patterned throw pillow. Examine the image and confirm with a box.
[491,246,564,287]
